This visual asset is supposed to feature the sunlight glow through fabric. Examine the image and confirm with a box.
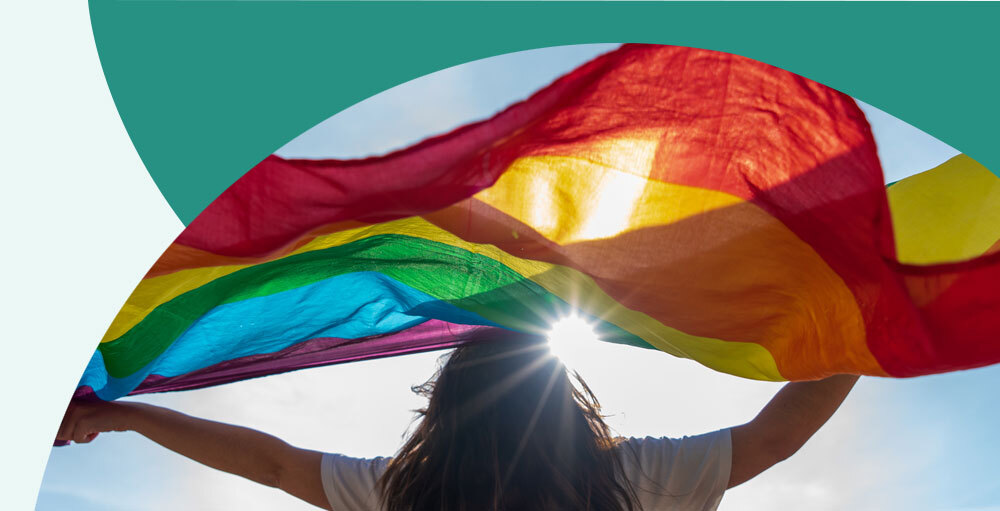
[76,44,1000,402]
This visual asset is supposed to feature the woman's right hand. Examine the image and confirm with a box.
[56,400,134,444]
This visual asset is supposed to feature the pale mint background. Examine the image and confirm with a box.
[2,3,184,511]
[4,2,1000,510]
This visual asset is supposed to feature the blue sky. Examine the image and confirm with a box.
[38,44,1000,511]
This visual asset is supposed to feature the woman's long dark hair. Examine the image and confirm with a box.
[377,334,639,511]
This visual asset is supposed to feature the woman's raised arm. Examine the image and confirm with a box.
[727,374,860,488]
[57,400,332,509]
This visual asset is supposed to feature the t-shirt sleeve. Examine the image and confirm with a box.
[320,453,391,511]
[618,428,732,511]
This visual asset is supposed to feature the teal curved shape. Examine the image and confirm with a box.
[89,1,1000,224]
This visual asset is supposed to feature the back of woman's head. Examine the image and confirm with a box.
[377,334,638,511]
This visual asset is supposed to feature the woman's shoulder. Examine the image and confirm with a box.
[320,454,393,511]
[613,429,732,509]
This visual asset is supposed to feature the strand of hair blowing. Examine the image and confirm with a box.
[377,336,639,511]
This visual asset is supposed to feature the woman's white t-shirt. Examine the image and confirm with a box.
[320,428,732,511]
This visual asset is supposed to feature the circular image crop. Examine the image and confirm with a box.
[40,44,1000,511]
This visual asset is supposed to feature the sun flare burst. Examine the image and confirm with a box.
[546,313,600,369]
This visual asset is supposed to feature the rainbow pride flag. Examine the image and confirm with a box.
[76,44,1000,401]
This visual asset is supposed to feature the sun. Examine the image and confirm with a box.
[546,313,600,368]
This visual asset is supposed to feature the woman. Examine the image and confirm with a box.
[57,334,858,510]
